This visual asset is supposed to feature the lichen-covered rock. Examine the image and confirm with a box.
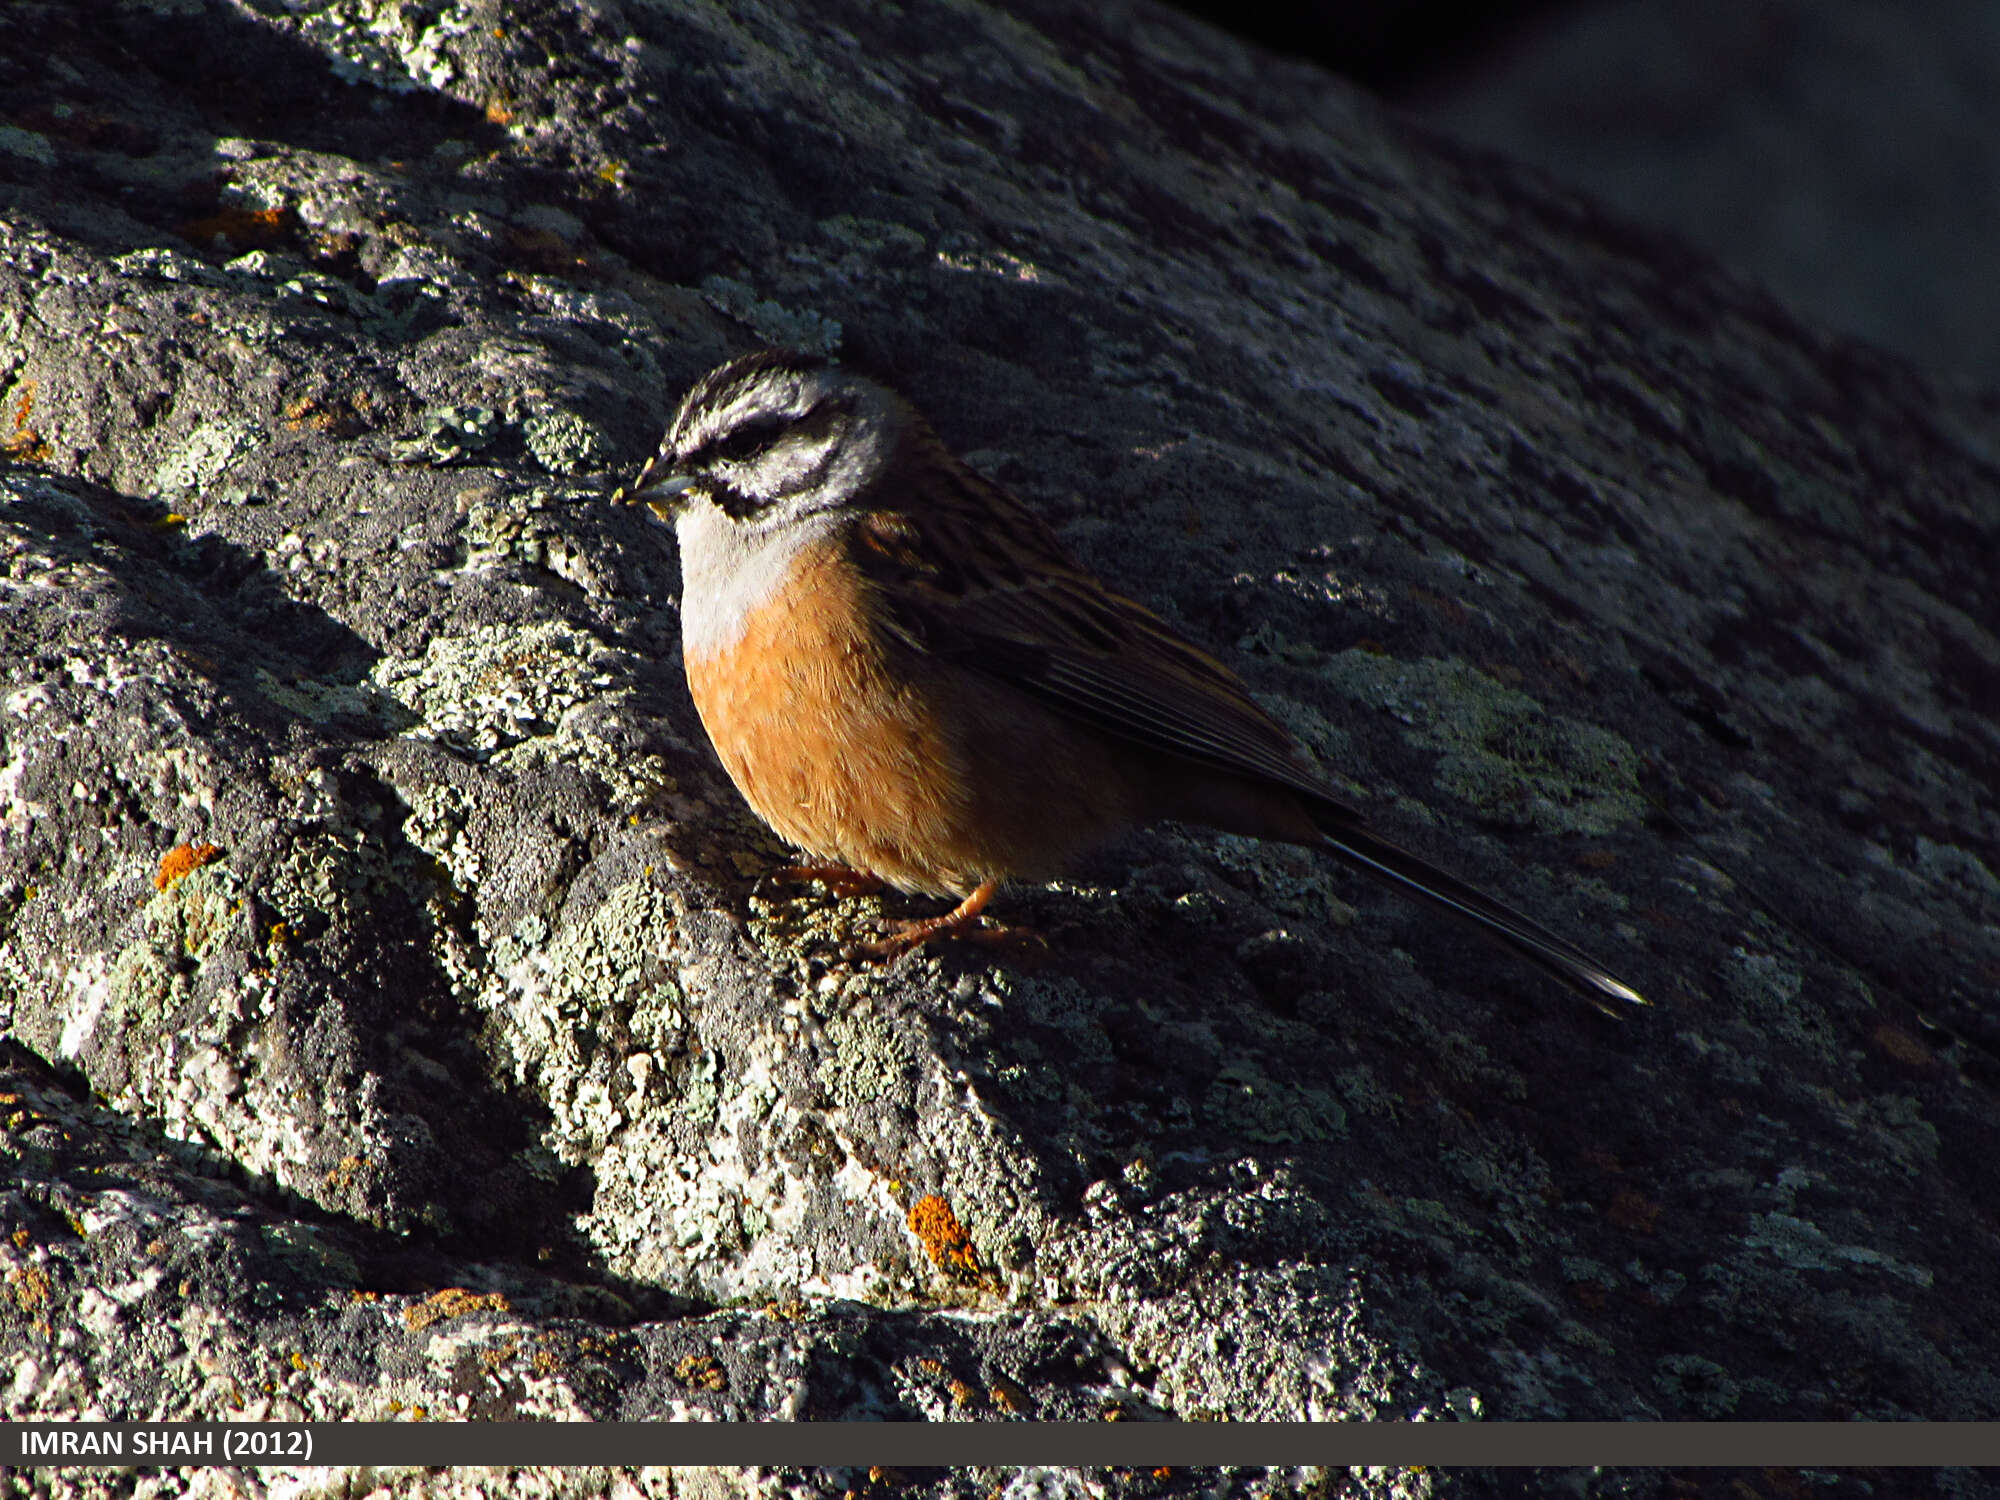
[2,0,1997,1493]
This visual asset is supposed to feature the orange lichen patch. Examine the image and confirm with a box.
[281,389,374,437]
[947,1377,977,1409]
[321,1154,364,1195]
[4,379,50,462]
[8,1264,52,1314]
[178,203,297,254]
[673,1352,728,1392]
[485,99,515,126]
[1606,1188,1662,1235]
[477,1338,522,1374]
[403,1287,510,1332]
[155,842,223,891]
[988,1375,1027,1413]
[907,1193,980,1278]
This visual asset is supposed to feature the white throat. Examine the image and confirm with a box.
[674,505,841,660]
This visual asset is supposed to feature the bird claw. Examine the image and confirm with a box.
[847,878,1038,962]
[858,914,1044,961]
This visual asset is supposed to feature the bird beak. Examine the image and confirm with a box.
[610,453,697,521]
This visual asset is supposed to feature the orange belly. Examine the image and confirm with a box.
[684,539,993,897]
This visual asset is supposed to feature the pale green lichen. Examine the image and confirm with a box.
[1333,1063,1400,1119]
[1318,651,1644,836]
[369,619,622,762]
[745,884,882,971]
[253,667,403,728]
[98,864,246,1044]
[1743,1211,1933,1287]
[483,876,692,1145]
[1208,832,1356,923]
[1202,1060,1346,1144]
[455,484,618,596]
[1871,1093,1941,1167]
[105,938,182,1034]
[818,1006,914,1111]
[699,276,841,355]
[1721,946,1838,1060]
[159,864,242,963]
[390,404,498,465]
[153,419,263,497]
[288,0,481,94]
[1400,1197,1478,1242]
[519,406,614,474]
[817,215,929,264]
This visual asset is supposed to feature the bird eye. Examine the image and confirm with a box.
[710,416,790,464]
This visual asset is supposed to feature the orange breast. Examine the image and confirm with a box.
[684,538,987,897]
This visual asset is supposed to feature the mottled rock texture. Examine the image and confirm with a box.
[1,0,1996,1494]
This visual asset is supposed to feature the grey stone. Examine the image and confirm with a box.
[1,0,1996,1493]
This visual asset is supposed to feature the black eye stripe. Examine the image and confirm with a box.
[686,395,855,471]
[714,415,791,463]
[683,416,786,469]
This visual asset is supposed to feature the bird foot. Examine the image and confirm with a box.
[856,880,1041,960]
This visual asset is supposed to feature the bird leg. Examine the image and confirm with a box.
[860,879,1015,959]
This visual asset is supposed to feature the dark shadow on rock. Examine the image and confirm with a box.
[0,0,500,268]
[0,1038,695,1329]
[0,465,671,1300]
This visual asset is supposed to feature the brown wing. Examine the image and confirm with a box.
[849,426,1647,1013]
[848,430,1365,826]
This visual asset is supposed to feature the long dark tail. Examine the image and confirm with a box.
[1318,824,1647,1017]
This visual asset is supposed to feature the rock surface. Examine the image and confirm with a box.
[1,0,1997,1494]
